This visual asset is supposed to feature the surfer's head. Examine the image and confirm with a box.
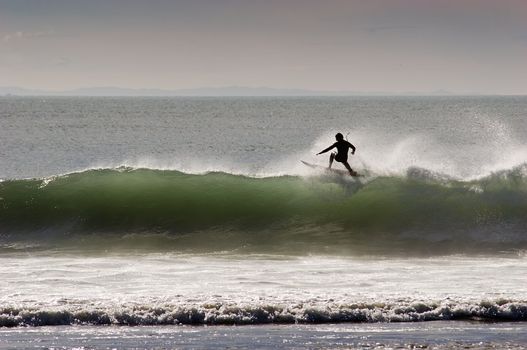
[335,133,344,141]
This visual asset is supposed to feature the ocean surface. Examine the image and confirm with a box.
[1,96,526,349]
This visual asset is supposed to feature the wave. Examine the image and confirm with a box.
[1,299,525,327]
[1,166,527,254]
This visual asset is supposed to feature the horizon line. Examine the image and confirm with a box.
[1,86,525,97]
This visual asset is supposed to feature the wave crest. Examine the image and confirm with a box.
[1,166,527,253]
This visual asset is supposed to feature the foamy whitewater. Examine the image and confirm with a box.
[1,96,526,348]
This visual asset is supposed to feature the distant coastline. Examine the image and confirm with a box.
[0,86,475,97]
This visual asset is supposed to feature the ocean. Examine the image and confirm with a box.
[0,96,526,349]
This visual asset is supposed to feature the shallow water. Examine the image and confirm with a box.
[1,322,527,349]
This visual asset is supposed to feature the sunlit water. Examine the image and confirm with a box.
[1,96,526,348]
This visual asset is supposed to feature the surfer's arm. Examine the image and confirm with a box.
[317,144,335,155]
[348,142,356,155]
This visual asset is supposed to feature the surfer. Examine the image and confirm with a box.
[316,133,357,176]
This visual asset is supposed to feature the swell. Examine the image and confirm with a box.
[1,299,525,326]
[1,166,527,253]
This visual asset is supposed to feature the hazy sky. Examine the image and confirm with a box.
[1,0,526,93]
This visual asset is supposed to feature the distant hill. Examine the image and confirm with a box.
[0,86,457,97]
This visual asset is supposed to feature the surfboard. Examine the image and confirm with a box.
[301,161,362,177]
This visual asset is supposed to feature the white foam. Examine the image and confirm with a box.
[1,298,526,326]
[1,253,525,326]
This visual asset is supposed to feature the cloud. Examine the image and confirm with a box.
[2,30,54,43]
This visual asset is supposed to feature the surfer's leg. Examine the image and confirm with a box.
[329,152,336,169]
[343,161,356,176]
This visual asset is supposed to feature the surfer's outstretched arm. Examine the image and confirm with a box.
[317,144,335,155]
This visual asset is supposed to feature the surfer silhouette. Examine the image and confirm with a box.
[316,133,357,176]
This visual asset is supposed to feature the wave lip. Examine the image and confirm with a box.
[1,299,526,327]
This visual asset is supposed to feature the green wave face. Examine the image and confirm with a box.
[1,167,527,254]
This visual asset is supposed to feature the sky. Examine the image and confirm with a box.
[1,0,526,94]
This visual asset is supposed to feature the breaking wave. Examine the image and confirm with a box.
[1,165,527,254]
[1,299,525,327]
